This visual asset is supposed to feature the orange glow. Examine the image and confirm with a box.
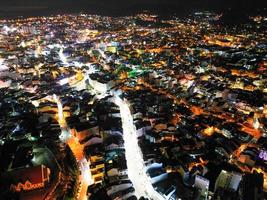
[203,126,216,136]
[241,125,261,139]
[189,157,208,171]
[231,69,258,79]
[263,106,267,118]
[171,113,181,126]
[146,48,163,53]
[215,113,235,122]
[68,136,84,160]
[190,106,203,115]
[235,144,248,157]
[161,135,178,142]
[203,35,241,48]
[119,72,128,79]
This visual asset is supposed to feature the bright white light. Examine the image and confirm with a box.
[72,61,84,68]
[58,77,69,86]
[20,41,26,48]
[58,47,68,65]
[47,44,62,49]
[114,96,164,200]
[3,25,10,32]
[98,49,107,59]
[253,117,260,130]
[3,25,16,34]
[186,80,194,89]
[80,158,94,185]
[53,94,64,123]
[0,80,11,88]
[0,58,8,71]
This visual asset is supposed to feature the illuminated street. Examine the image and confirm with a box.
[114,96,164,200]
[55,95,94,200]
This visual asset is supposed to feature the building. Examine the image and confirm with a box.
[9,165,51,192]
[214,170,242,193]
[194,175,210,200]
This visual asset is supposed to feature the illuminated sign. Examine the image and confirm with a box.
[259,150,267,161]
[11,181,44,192]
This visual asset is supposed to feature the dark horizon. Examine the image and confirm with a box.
[0,0,266,18]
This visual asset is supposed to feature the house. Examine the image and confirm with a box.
[107,168,128,177]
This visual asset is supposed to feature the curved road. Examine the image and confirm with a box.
[56,48,163,199]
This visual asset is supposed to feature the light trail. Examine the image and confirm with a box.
[114,96,164,200]
[53,94,94,200]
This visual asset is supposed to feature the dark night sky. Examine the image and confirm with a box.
[0,0,266,17]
